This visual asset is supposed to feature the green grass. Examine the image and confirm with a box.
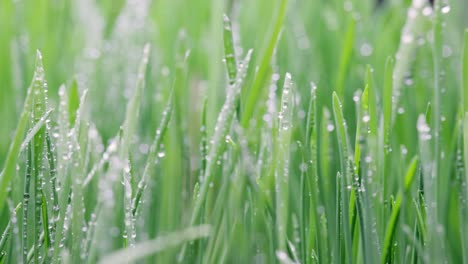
[1,0,468,263]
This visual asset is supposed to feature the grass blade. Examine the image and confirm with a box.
[241,0,287,128]
[381,156,418,264]
[99,225,212,264]
[332,92,352,264]
[275,73,294,251]
[0,51,45,214]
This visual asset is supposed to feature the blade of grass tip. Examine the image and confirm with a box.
[241,0,287,128]
[223,14,237,86]
[178,50,252,262]
[335,17,356,99]
[381,156,418,264]
[275,73,294,252]
[0,51,44,214]
[332,92,352,264]
[132,93,173,217]
[99,225,212,264]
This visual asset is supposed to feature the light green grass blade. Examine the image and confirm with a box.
[332,92,352,264]
[223,14,237,86]
[241,0,287,128]
[99,225,211,264]
[179,49,252,262]
[275,73,293,251]
[133,93,173,216]
[381,156,418,264]
[0,51,45,214]
[335,17,356,99]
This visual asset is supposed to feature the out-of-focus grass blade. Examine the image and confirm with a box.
[68,79,80,127]
[332,92,352,264]
[0,51,44,214]
[223,14,237,86]
[241,0,287,128]
[463,30,468,114]
[335,17,355,99]
[275,73,293,251]
[383,57,394,148]
[0,203,21,261]
[120,43,150,157]
[365,65,378,138]
[381,156,418,264]
[99,225,212,264]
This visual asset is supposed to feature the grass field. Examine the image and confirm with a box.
[1,0,468,263]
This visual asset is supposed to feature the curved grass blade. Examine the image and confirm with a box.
[99,225,211,264]
[19,109,53,152]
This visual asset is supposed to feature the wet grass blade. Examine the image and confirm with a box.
[19,109,53,152]
[132,94,173,217]
[0,51,45,214]
[275,73,294,251]
[381,156,418,264]
[179,50,252,261]
[332,92,352,264]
